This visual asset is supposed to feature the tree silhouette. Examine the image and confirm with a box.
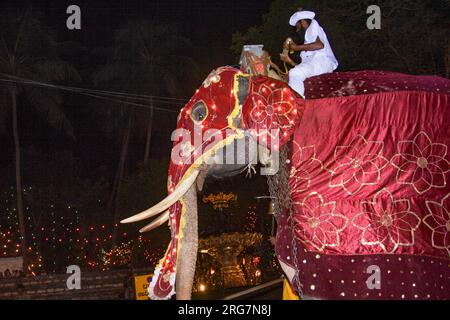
[0,8,80,272]
[232,0,449,76]
[92,20,198,248]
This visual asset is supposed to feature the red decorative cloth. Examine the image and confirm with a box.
[242,75,304,148]
[149,66,243,299]
[277,71,450,299]
[149,66,450,300]
[150,67,304,299]
[304,70,450,99]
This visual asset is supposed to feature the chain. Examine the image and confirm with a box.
[267,144,304,298]
[288,195,304,298]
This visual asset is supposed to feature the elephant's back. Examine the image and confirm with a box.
[276,70,450,300]
[304,70,450,99]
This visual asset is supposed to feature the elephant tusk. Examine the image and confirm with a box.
[139,210,170,233]
[121,169,200,223]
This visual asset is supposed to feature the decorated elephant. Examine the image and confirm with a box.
[122,66,450,300]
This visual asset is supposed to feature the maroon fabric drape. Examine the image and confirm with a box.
[276,71,450,299]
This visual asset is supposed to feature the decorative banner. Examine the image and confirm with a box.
[134,274,153,300]
[202,192,237,210]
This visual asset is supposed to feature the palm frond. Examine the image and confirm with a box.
[0,87,10,133]
[93,63,132,86]
[25,87,75,139]
[31,59,81,83]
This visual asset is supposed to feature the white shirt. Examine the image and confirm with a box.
[300,19,338,69]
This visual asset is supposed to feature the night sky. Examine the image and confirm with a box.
[15,0,272,67]
[0,0,273,178]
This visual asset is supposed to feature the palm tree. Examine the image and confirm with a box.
[0,8,80,272]
[93,20,198,249]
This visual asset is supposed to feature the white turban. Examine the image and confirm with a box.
[289,10,316,26]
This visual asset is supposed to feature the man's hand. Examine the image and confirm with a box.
[283,38,292,51]
[280,53,296,67]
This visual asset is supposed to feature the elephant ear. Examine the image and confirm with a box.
[242,76,304,148]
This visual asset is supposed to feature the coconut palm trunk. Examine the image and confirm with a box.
[10,88,28,272]
[143,97,154,164]
[111,114,133,249]
[1,9,79,273]
[446,37,450,78]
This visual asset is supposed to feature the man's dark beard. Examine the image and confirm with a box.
[295,29,306,44]
[287,29,305,45]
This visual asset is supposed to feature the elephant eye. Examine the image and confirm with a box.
[191,101,208,123]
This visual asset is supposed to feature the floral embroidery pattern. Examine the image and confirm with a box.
[293,192,348,251]
[352,189,421,253]
[424,193,450,257]
[248,84,297,137]
[328,135,389,194]
[289,143,323,194]
[391,131,449,194]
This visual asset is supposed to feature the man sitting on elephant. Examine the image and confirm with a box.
[280,10,338,97]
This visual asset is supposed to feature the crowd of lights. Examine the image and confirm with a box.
[0,187,164,274]
[245,204,257,232]
[1,186,278,285]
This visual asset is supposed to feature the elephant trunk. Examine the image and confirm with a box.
[175,180,199,299]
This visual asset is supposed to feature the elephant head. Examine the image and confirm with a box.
[121,66,304,300]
